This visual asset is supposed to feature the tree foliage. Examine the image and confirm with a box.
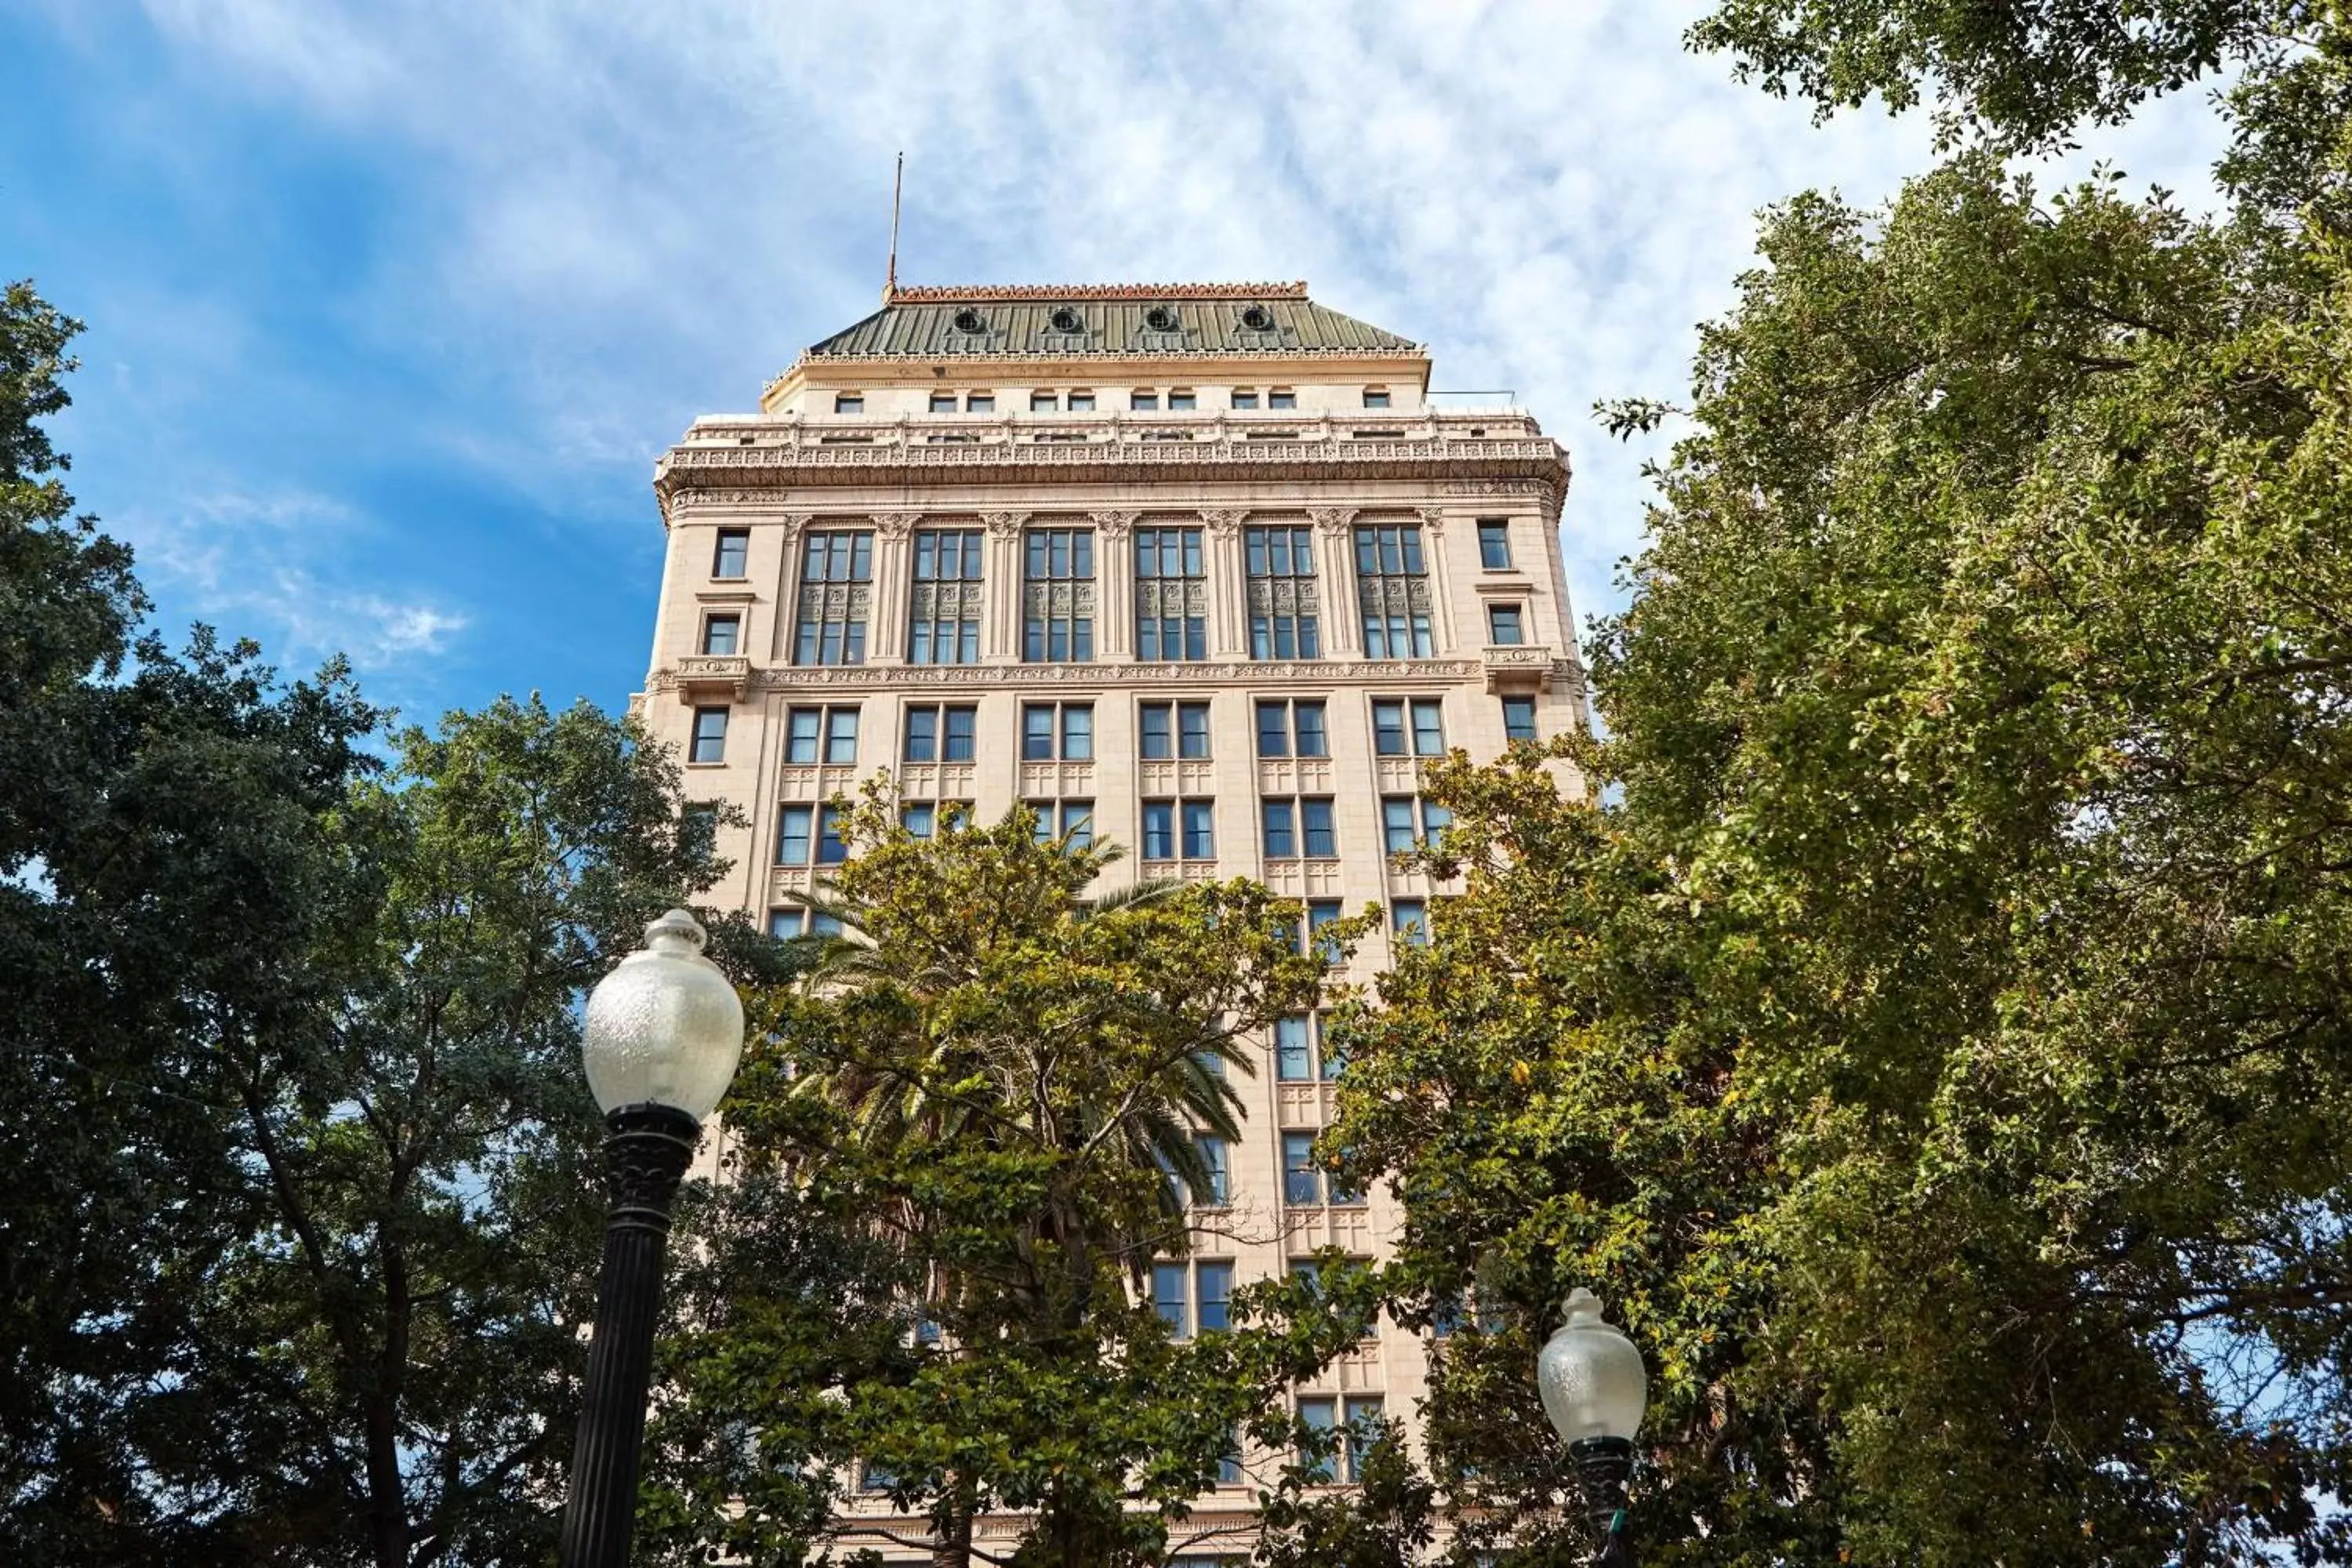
[1327,6,2352,1564]
[647,789,1377,1568]
[0,280,743,1566]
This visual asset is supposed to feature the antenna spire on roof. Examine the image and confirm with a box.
[884,151,903,303]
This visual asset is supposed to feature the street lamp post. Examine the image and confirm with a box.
[1536,1287,1649,1567]
[558,909,745,1568]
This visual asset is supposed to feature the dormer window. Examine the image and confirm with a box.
[834,391,864,413]
[1144,305,1179,332]
[1240,304,1275,331]
[952,307,986,333]
[1050,306,1083,332]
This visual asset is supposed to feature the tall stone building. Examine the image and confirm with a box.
[639,281,1580,1560]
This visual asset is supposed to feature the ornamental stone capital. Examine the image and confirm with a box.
[982,511,1031,539]
[1308,506,1357,538]
[1199,509,1247,540]
[872,510,919,540]
[1415,506,1450,535]
[1090,510,1140,540]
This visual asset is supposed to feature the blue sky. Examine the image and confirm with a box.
[2,2,2233,725]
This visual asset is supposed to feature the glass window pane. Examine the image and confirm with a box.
[1195,1138,1229,1207]
[1383,797,1416,855]
[1479,520,1512,568]
[904,706,937,763]
[1371,700,1406,757]
[1301,799,1336,858]
[1256,701,1289,758]
[1178,703,1210,758]
[1182,800,1214,859]
[1283,1133,1321,1206]
[825,708,859,764]
[768,908,805,938]
[1262,800,1296,858]
[817,804,848,864]
[1143,801,1174,861]
[1062,800,1093,851]
[1153,1262,1189,1337]
[1276,1016,1312,1081]
[1023,704,1054,760]
[1411,700,1445,756]
[690,708,728,764]
[1199,1261,1233,1330]
[1062,705,1092,760]
[1489,605,1524,644]
[1141,703,1171,759]
[1503,695,1538,743]
[1294,702,1327,757]
[902,803,935,840]
[944,706,976,762]
[777,805,813,866]
[1421,801,1452,848]
[1392,900,1428,946]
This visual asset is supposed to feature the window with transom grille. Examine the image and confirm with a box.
[1245,524,1320,658]
[1022,528,1095,662]
[1134,526,1207,661]
[908,529,983,665]
[1353,524,1434,658]
[793,531,872,665]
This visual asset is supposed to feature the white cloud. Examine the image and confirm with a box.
[123,0,2237,654]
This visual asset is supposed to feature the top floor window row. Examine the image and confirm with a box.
[753,519,1503,664]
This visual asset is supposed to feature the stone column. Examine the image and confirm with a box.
[869,510,917,662]
[1201,509,1247,659]
[1091,510,1138,659]
[769,513,811,664]
[1311,506,1359,657]
[982,512,1028,662]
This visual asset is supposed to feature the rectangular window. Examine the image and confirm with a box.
[1168,389,1196,410]
[902,706,936,763]
[701,614,740,655]
[768,907,806,939]
[902,801,936,840]
[1131,390,1159,412]
[1269,388,1297,410]
[1354,524,1435,658]
[1257,699,1330,759]
[1030,390,1057,412]
[1061,800,1093,851]
[1256,700,1288,759]
[1142,799,1215,860]
[1019,702,1094,762]
[1411,699,1444,755]
[1477,519,1512,569]
[1180,702,1210,758]
[817,804,848,865]
[909,528,984,666]
[1195,1138,1229,1207]
[1140,702,1172,760]
[1421,801,1451,848]
[776,805,814,866]
[965,392,995,413]
[1231,389,1259,409]
[1488,604,1525,645]
[1022,528,1096,662]
[1298,1396,1337,1483]
[1022,703,1053,761]
[1502,695,1538,744]
[1068,389,1095,411]
[811,910,844,938]
[712,528,750,579]
[1134,527,1207,662]
[1244,524,1321,659]
[793,531,873,666]
[1374,698,1444,757]
[1363,387,1390,408]
[1199,1260,1234,1329]
[689,706,728,764]
[833,391,863,413]
[929,391,956,413]
[1283,1131,1323,1206]
[862,1461,897,1494]
[1262,800,1296,858]
[1301,798,1336,858]
[1308,900,1343,962]
[1341,1397,1386,1483]
[1392,899,1428,946]
[1275,1016,1312,1082]
[823,707,859,766]
[1382,797,1415,855]
[904,704,975,764]
[1154,1262,1189,1338]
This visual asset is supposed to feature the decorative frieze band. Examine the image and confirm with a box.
[648,656,1495,695]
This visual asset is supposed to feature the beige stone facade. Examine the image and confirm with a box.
[636,281,1580,1561]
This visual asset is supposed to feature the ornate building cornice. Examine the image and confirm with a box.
[655,438,1568,521]
[647,656,1515,695]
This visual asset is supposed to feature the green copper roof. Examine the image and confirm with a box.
[804,283,1421,360]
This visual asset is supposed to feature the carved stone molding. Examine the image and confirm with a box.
[872,510,919,540]
[982,510,1031,539]
[1415,506,1450,536]
[1308,506,1357,538]
[1199,508,1247,540]
[1090,510,1140,540]
[717,656,1487,692]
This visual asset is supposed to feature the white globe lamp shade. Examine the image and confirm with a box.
[1536,1287,1648,1445]
[581,909,745,1120]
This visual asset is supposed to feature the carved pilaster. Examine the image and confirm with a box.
[983,510,1030,540]
[1310,506,1357,539]
[1091,512,1138,656]
[1415,506,1450,539]
[1200,508,1247,541]
[1090,509,1139,542]
[873,510,919,541]
[1314,510,1362,656]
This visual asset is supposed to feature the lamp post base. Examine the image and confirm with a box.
[1568,1435,1635,1566]
[557,1103,702,1568]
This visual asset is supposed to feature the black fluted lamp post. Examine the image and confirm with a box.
[558,909,744,1568]
[1537,1287,1650,1567]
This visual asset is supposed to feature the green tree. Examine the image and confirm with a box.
[0,280,754,1565]
[1329,6,2352,1564]
[646,787,1374,1568]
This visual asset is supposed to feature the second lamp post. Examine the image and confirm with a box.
[557,908,746,1568]
[1536,1287,1650,1566]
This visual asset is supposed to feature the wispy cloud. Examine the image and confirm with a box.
[18,1,2237,710]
